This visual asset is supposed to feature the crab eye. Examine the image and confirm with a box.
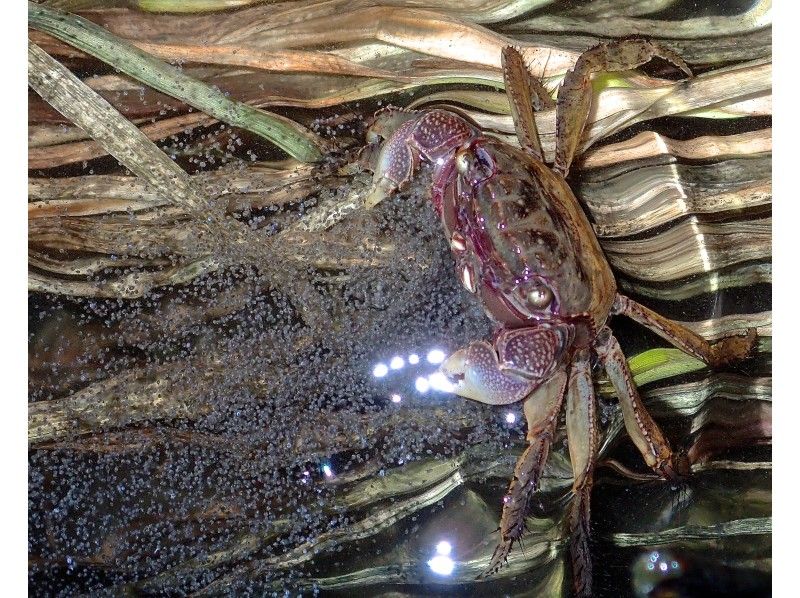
[526,284,553,309]
[455,150,471,174]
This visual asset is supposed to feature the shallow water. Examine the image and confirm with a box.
[29,1,771,596]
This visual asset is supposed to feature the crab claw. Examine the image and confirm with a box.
[440,341,541,405]
[363,117,418,209]
[364,177,397,209]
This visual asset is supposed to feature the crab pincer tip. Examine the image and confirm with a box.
[363,178,395,209]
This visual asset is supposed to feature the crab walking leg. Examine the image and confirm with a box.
[613,294,757,368]
[565,350,597,598]
[595,327,685,480]
[553,39,692,177]
[481,369,569,577]
[501,46,554,162]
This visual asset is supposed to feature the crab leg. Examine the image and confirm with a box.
[613,294,757,368]
[501,46,554,162]
[595,326,685,480]
[565,349,597,598]
[554,39,692,177]
[481,369,568,577]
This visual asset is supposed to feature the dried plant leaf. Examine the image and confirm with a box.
[560,0,675,18]
[580,128,771,170]
[137,0,266,12]
[28,110,218,169]
[504,0,770,38]
[618,262,771,301]
[28,43,217,225]
[512,27,772,65]
[610,518,771,547]
[579,156,771,237]
[134,0,558,24]
[603,217,771,282]
[29,2,325,162]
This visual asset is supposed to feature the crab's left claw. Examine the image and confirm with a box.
[364,177,397,209]
[440,341,541,405]
[362,111,420,209]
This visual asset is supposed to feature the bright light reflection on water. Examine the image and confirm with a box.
[428,372,454,393]
[427,539,455,575]
[415,377,430,393]
[371,347,457,395]
[426,349,446,364]
[427,554,455,576]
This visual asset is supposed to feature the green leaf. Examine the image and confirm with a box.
[628,348,706,386]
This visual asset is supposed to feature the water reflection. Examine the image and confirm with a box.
[427,540,455,576]
[427,349,446,364]
[415,376,431,393]
[428,371,455,393]
[372,346,457,396]
[631,547,771,597]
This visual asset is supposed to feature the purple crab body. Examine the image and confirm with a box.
[363,41,756,597]
[367,111,618,406]
[442,137,617,330]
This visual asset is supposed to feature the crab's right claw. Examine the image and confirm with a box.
[440,341,538,405]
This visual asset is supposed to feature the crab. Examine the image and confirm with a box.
[361,39,757,596]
